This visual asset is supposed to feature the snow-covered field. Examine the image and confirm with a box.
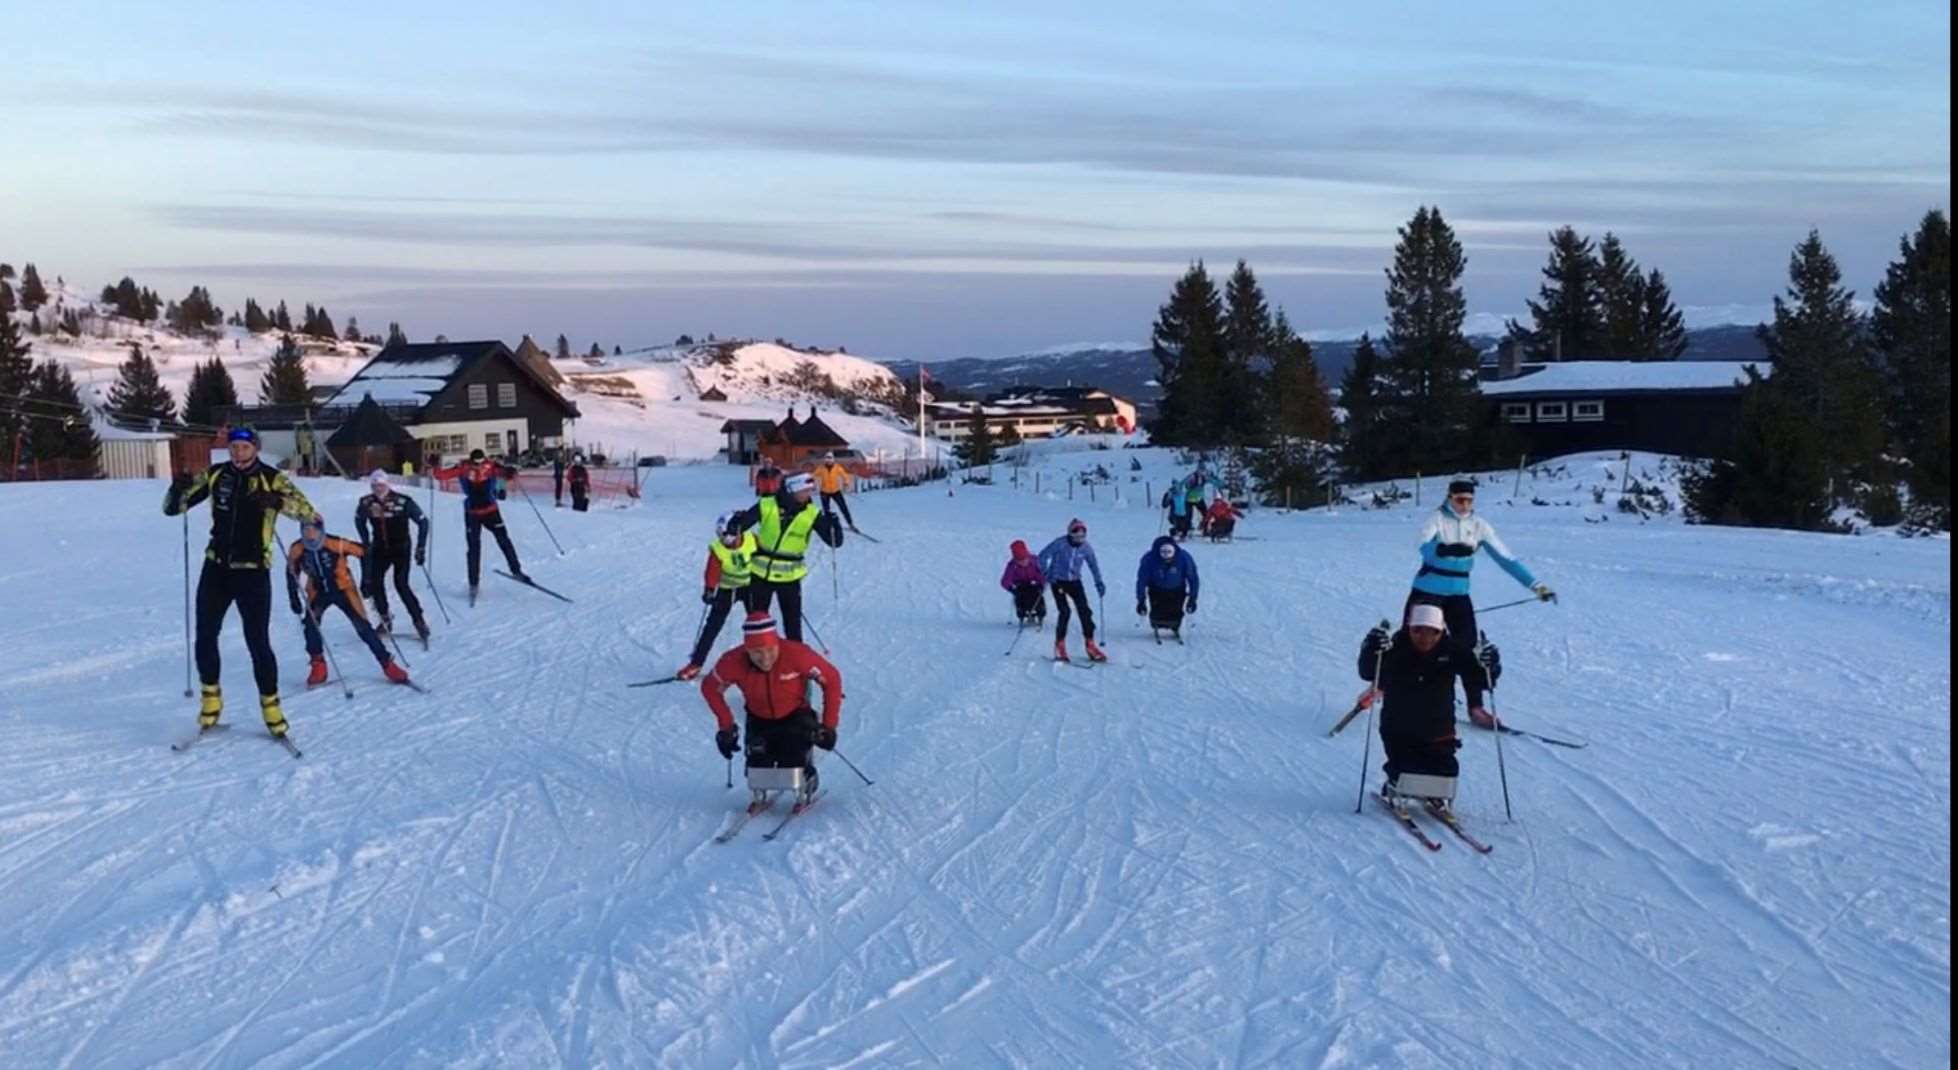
[0,447,1947,1069]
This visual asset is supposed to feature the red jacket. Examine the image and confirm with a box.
[701,641,843,730]
[1206,498,1241,521]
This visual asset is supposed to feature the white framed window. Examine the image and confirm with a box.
[1573,400,1604,422]
[468,384,489,410]
[1536,401,1568,423]
[498,382,517,408]
[484,433,501,451]
[1502,402,1531,423]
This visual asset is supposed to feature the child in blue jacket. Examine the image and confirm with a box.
[1136,535,1199,634]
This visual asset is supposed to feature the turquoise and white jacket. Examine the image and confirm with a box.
[1410,503,1536,598]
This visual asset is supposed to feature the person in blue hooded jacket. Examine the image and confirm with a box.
[1037,518,1106,662]
[1135,535,1199,635]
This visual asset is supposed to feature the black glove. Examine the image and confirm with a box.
[813,725,837,751]
[1362,624,1391,659]
[701,588,716,605]
[714,727,739,760]
[1185,596,1197,614]
[1477,641,1502,680]
[171,472,195,494]
[414,545,426,566]
[1136,600,1146,616]
[289,592,304,616]
[496,490,507,501]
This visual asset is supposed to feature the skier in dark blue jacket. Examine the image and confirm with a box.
[1135,535,1199,636]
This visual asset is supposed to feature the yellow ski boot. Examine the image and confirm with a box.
[198,685,223,729]
[260,694,289,738]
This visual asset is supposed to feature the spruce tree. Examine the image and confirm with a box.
[1380,206,1480,475]
[0,279,13,315]
[140,288,162,322]
[0,263,13,280]
[18,263,48,311]
[312,306,336,340]
[0,312,33,450]
[24,359,99,472]
[555,334,572,361]
[1757,229,1883,500]
[1637,269,1688,360]
[274,301,292,332]
[1598,233,1645,359]
[1149,261,1227,445]
[1871,209,1951,527]
[954,406,998,466]
[183,356,239,428]
[1220,260,1273,443]
[588,342,603,358]
[1516,227,1605,359]
[1337,333,1386,479]
[107,342,177,425]
[259,334,312,404]
[1683,366,1830,529]
[343,316,362,342]
[1266,310,1334,444]
[386,321,408,347]
[244,298,270,332]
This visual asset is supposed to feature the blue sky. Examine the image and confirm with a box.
[3,1,1948,360]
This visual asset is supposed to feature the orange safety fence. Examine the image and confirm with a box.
[435,466,643,507]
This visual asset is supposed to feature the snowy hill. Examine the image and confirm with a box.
[0,448,1946,1068]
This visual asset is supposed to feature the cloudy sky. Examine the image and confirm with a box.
[3,1,1948,359]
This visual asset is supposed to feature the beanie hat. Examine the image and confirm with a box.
[1407,604,1447,632]
[368,469,391,488]
[741,611,780,649]
[469,448,486,461]
[1067,518,1087,535]
[1447,478,1477,496]
[784,473,815,494]
[1010,539,1030,558]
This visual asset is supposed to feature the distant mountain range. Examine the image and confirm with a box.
[885,325,1769,406]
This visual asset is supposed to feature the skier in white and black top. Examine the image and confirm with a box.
[353,470,431,641]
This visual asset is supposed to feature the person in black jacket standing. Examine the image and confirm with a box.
[354,470,431,640]
[1358,603,1499,805]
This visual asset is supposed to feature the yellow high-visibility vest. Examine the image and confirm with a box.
[754,497,819,583]
[708,532,757,589]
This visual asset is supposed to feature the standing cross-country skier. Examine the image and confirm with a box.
[700,612,843,804]
[1135,535,1199,637]
[812,451,857,529]
[1358,605,1499,806]
[552,451,566,507]
[354,469,430,641]
[1161,486,1195,540]
[162,427,318,736]
[676,511,760,681]
[1407,477,1553,726]
[1037,518,1106,662]
[429,448,527,597]
[568,458,591,512]
[999,539,1047,626]
[726,472,843,643]
[286,516,411,688]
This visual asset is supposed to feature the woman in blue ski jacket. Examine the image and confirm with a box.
[1037,518,1107,661]
[1407,478,1555,724]
[1135,535,1199,633]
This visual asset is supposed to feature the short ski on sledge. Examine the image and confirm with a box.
[714,798,775,843]
[628,675,683,688]
[171,724,230,752]
[1458,718,1587,749]
[1377,794,1443,851]
[494,570,573,603]
[762,791,825,841]
[1424,801,1493,853]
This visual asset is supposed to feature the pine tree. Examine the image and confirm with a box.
[259,334,311,404]
[1337,333,1386,478]
[1758,230,1883,499]
[0,312,33,451]
[588,342,603,358]
[28,313,41,335]
[1150,261,1227,445]
[140,288,162,323]
[1871,209,1951,528]
[954,405,998,466]
[613,345,622,355]
[0,263,13,280]
[0,279,13,315]
[1515,227,1605,359]
[386,321,408,347]
[18,263,48,311]
[1380,206,1481,475]
[1220,260,1273,443]
[106,342,177,425]
[311,306,336,340]
[24,359,99,472]
[244,298,270,332]
[1636,269,1688,360]
[1683,366,1831,530]
[1266,310,1335,445]
[1598,233,1645,359]
[555,334,572,361]
[343,316,362,342]
[183,356,239,428]
[274,301,292,332]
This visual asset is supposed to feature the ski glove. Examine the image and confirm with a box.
[1185,597,1197,614]
[1533,583,1557,603]
[289,592,304,615]
[701,588,716,605]
[1095,582,1106,597]
[1477,642,1502,679]
[714,727,739,760]
[1136,600,1147,616]
[414,545,426,566]
[813,725,837,751]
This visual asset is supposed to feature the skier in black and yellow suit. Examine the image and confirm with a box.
[286,517,410,689]
[727,472,843,643]
[163,427,318,735]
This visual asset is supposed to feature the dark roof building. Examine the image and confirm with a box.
[1479,352,1769,459]
[325,395,422,475]
[326,340,581,449]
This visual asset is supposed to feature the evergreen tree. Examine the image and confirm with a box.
[24,359,98,473]
[1636,269,1688,360]
[343,316,362,342]
[244,298,271,333]
[140,288,162,323]
[183,356,239,428]
[1265,310,1335,445]
[1149,261,1227,445]
[106,342,177,425]
[1380,206,1481,475]
[18,263,48,311]
[312,306,336,340]
[0,312,33,450]
[1597,233,1645,359]
[1757,230,1883,499]
[1871,209,1951,528]
[274,301,292,332]
[1682,366,1831,530]
[60,309,81,335]
[1515,227,1605,359]
[1337,333,1386,478]
[0,279,13,315]
[103,277,145,319]
[613,345,622,355]
[555,334,572,361]
[0,263,13,280]
[259,334,312,404]
[953,406,998,466]
[386,321,408,347]
[1220,260,1273,443]
[169,285,223,334]
[588,342,603,358]
[28,313,41,335]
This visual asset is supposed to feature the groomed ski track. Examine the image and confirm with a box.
[0,456,1947,1069]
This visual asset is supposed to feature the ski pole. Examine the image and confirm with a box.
[1004,619,1026,656]
[1353,690,1377,814]
[687,600,712,662]
[420,562,453,625]
[1478,596,1542,615]
[1331,619,1392,737]
[725,755,733,790]
[514,475,565,556]
[830,747,874,785]
[181,508,193,697]
[802,611,830,655]
[1481,631,1513,822]
[304,600,354,701]
[830,542,839,601]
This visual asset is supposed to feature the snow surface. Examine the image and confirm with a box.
[0,446,1947,1068]
[1479,361,1767,396]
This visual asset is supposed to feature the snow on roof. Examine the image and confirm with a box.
[355,355,466,380]
[89,408,174,440]
[1479,361,1768,396]
[327,378,450,405]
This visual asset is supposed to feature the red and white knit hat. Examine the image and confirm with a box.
[742,611,780,649]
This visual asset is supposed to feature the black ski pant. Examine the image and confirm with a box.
[1381,729,1461,784]
[1167,511,1192,539]
[362,547,423,623]
[302,590,392,667]
[1011,582,1046,621]
[747,578,806,642]
[1051,579,1096,641]
[689,586,754,667]
[1145,585,1186,631]
[464,510,522,586]
[194,561,279,697]
[745,707,818,772]
[553,475,564,505]
[571,487,590,512]
[821,491,854,526]
[1405,589,1483,706]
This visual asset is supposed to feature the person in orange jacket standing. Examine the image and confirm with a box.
[811,451,857,530]
[700,612,842,804]
[286,516,411,687]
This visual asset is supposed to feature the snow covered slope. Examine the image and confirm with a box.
[0,457,1946,1068]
